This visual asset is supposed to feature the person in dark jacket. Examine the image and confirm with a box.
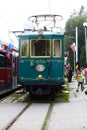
[67,68,73,82]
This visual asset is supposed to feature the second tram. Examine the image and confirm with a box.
[0,43,18,95]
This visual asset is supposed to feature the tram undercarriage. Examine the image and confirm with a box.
[24,82,63,99]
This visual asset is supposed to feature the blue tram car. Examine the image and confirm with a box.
[17,14,65,99]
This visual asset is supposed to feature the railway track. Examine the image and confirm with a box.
[1,80,87,130]
[0,91,52,130]
[0,103,51,130]
[3,103,31,130]
[0,84,23,99]
[0,83,69,130]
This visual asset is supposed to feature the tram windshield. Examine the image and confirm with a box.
[20,39,62,58]
[30,39,51,57]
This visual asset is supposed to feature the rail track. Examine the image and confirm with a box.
[0,84,23,100]
[0,82,69,130]
[0,91,52,130]
[1,80,87,130]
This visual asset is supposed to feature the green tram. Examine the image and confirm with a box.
[17,14,65,99]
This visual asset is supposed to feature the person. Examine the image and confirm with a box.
[84,67,87,84]
[76,69,79,79]
[80,67,85,85]
[67,68,73,82]
[76,70,84,92]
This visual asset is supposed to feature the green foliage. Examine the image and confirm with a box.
[65,6,87,69]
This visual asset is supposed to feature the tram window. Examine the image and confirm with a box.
[30,39,50,57]
[0,55,4,67]
[0,55,11,67]
[5,57,11,67]
[53,39,62,57]
[20,40,28,57]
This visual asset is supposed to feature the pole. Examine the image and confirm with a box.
[74,51,75,74]
[85,27,87,63]
[75,27,78,63]
[83,22,87,63]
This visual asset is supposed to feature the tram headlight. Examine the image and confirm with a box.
[38,75,43,80]
[36,64,45,72]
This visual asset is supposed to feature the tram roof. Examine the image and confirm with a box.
[19,31,64,36]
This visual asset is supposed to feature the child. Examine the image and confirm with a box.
[76,70,84,92]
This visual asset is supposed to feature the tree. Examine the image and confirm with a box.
[64,6,87,69]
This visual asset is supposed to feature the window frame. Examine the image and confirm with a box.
[30,39,51,58]
[20,39,28,58]
[52,39,62,57]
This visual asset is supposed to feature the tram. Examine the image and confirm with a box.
[16,14,65,99]
[0,43,18,94]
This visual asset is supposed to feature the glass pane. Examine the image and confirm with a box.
[53,39,61,57]
[20,40,28,57]
[31,39,50,57]
[0,55,4,67]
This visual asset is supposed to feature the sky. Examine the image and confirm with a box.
[0,0,87,48]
